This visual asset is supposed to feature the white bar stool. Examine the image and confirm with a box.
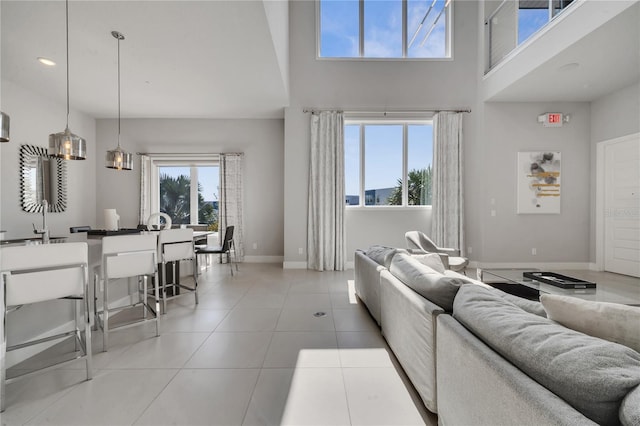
[95,234,160,351]
[1,242,92,412]
[158,228,198,314]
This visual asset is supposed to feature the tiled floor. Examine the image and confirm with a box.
[2,263,436,426]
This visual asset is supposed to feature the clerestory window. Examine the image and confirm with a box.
[345,120,433,207]
[318,0,453,59]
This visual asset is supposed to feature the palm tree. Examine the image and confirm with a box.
[160,174,191,223]
[160,173,219,229]
[387,166,432,205]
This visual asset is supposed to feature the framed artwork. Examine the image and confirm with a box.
[517,151,561,214]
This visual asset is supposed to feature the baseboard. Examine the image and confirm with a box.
[283,261,308,269]
[475,262,592,270]
[243,255,283,263]
[345,261,355,270]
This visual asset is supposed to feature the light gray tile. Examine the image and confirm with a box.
[185,331,272,368]
[342,367,426,425]
[103,332,209,369]
[333,307,379,332]
[216,309,281,331]
[283,293,332,311]
[242,368,295,426]
[288,281,330,294]
[2,369,86,425]
[276,308,335,332]
[234,292,286,310]
[26,369,178,426]
[337,332,394,368]
[134,369,260,426]
[263,332,340,368]
[279,368,351,425]
[161,307,229,332]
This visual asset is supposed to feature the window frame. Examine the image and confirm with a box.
[316,0,454,60]
[345,117,434,209]
[148,154,220,226]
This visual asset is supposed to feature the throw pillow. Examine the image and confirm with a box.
[389,253,469,311]
[540,294,640,353]
[454,284,640,426]
[411,253,446,274]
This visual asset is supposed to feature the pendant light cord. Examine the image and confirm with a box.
[117,34,121,148]
[65,0,70,129]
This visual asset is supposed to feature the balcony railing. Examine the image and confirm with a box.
[485,0,576,72]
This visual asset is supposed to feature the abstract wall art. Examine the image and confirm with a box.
[517,151,561,214]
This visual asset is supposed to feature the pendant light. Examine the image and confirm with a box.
[105,30,133,171]
[0,112,9,142]
[49,0,86,160]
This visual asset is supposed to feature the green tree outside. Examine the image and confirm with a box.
[160,173,218,229]
[387,166,432,206]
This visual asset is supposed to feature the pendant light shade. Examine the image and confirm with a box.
[49,0,86,160]
[0,112,9,142]
[106,30,133,171]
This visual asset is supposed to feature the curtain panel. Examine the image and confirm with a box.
[431,112,465,255]
[219,153,245,261]
[139,155,151,225]
[307,111,346,271]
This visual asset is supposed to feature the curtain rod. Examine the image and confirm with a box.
[302,107,471,114]
[136,152,243,156]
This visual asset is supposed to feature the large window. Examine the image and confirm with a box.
[154,163,219,230]
[345,121,433,207]
[319,0,452,59]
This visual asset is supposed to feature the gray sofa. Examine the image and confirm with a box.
[354,247,640,426]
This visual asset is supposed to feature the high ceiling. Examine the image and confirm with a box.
[1,0,289,119]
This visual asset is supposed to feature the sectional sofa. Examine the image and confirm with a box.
[354,247,640,426]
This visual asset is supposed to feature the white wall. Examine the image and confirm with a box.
[480,101,591,264]
[95,118,285,259]
[284,0,480,266]
[0,80,97,239]
[589,82,640,261]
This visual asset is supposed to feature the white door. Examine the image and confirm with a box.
[604,135,640,277]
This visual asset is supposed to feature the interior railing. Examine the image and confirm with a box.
[485,0,576,72]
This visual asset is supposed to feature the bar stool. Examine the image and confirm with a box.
[158,228,198,314]
[95,234,160,351]
[1,242,92,412]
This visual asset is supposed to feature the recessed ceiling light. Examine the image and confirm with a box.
[558,62,579,72]
[37,57,56,66]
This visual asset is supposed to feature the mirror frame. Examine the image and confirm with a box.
[20,144,67,213]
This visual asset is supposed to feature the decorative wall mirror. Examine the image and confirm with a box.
[20,144,67,213]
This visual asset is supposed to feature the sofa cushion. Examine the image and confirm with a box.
[411,252,446,274]
[389,253,469,312]
[365,245,407,268]
[453,284,640,426]
[541,294,640,353]
[620,385,640,426]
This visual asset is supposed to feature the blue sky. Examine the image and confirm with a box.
[320,0,448,58]
[345,124,432,196]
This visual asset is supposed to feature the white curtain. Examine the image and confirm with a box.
[219,153,244,261]
[431,112,465,254]
[139,155,151,225]
[307,111,345,271]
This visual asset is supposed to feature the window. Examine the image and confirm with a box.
[151,160,219,230]
[319,0,452,59]
[345,120,433,207]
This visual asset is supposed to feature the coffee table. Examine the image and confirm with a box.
[479,268,640,306]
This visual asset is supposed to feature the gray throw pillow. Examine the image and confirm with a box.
[389,253,468,311]
[365,245,407,268]
[453,284,640,426]
[620,385,640,426]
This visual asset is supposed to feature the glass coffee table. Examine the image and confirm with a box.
[478,268,640,306]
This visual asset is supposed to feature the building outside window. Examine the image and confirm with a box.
[319,0,452,59]
[345,120,433,207]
